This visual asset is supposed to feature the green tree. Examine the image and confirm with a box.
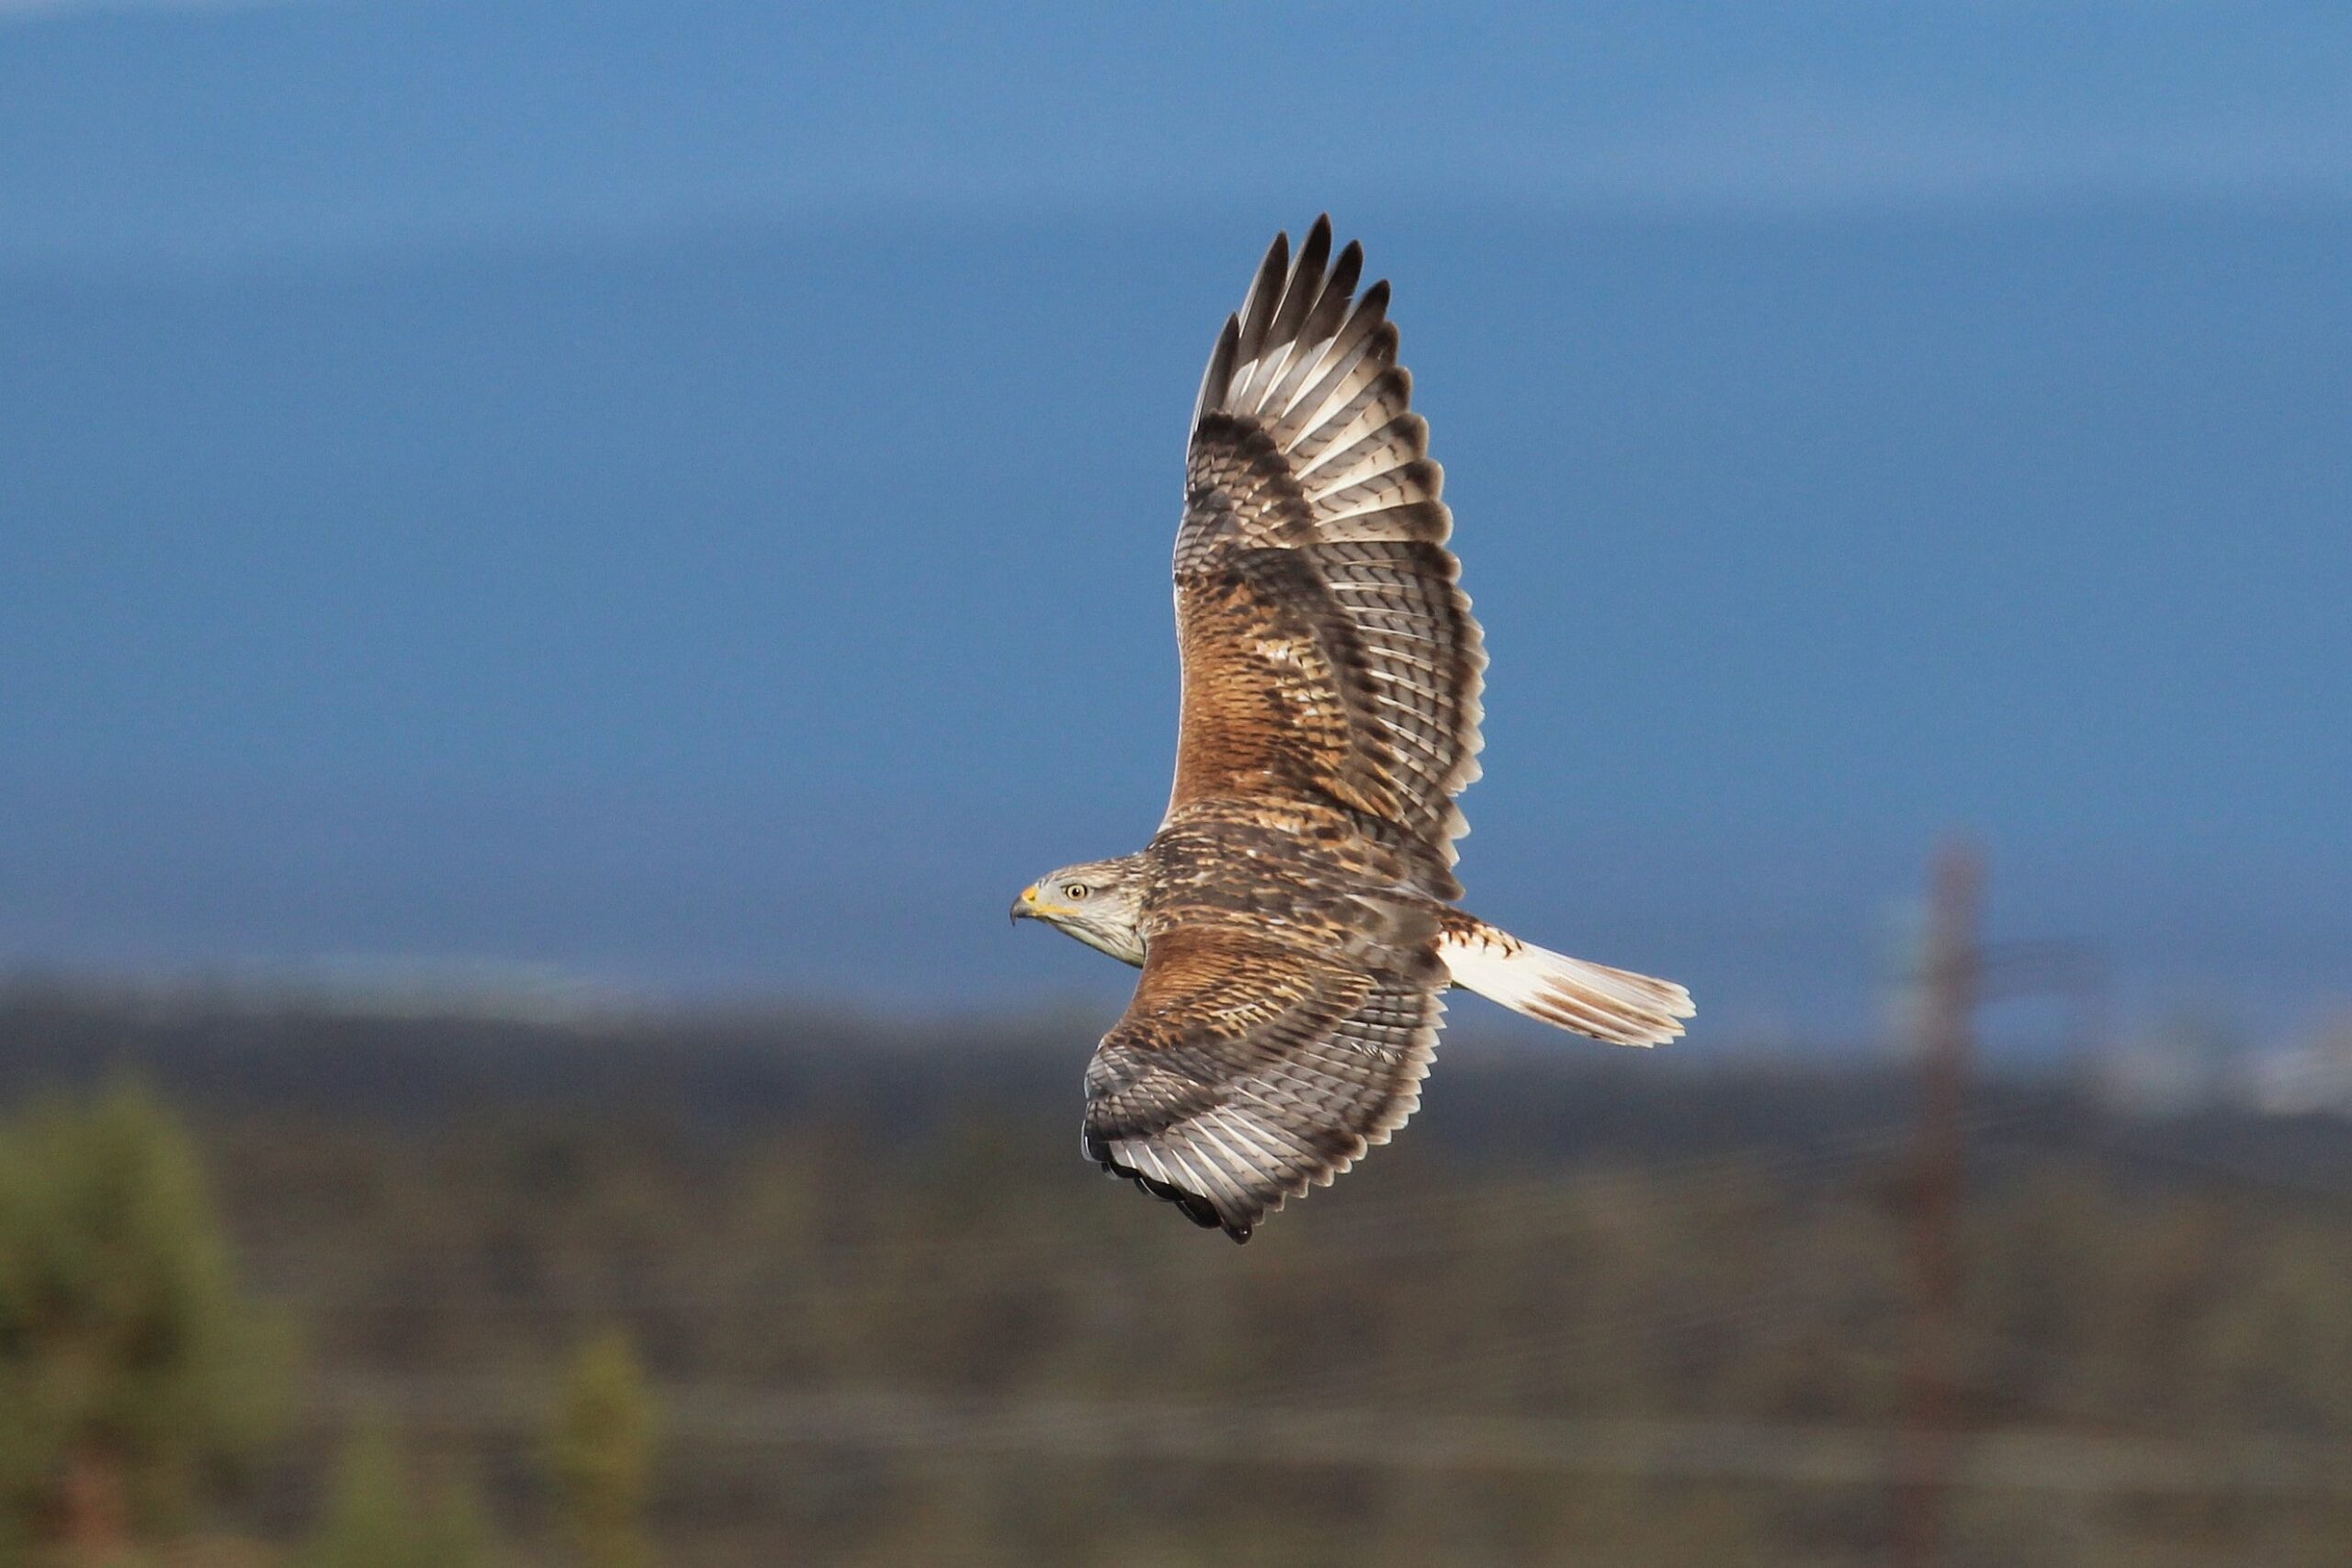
[0,1080,286,1564]
[546,1331,659,1568]
[306,1419,500,1568]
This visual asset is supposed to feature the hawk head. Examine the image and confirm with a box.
[1012,855,1148,966]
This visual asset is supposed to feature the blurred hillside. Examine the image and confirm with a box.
[0,980,2346,1566]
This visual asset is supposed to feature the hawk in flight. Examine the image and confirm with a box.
[1014,218,1693,1241]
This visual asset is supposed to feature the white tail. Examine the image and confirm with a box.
[1439,921,1693,1046]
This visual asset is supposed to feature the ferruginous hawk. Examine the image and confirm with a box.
[1014,218,1693,1241]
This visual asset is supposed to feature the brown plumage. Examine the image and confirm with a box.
[1014,218,1694,1241]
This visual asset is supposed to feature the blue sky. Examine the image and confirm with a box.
[3,3,2348,1044]
[6,2,2352,265]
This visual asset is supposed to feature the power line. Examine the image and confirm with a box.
[302,1374,2352,1498]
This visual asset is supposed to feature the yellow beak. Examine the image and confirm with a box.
[1011,885,1073,921]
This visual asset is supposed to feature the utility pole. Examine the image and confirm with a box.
[1893,840,1981,1568]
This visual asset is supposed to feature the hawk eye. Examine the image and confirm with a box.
[1063,883,1090,900]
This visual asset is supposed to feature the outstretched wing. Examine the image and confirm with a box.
[1083,920,1444,1242]
[1167,217,1487,896]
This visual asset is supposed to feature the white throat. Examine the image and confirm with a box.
[1058,919,1146,968]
